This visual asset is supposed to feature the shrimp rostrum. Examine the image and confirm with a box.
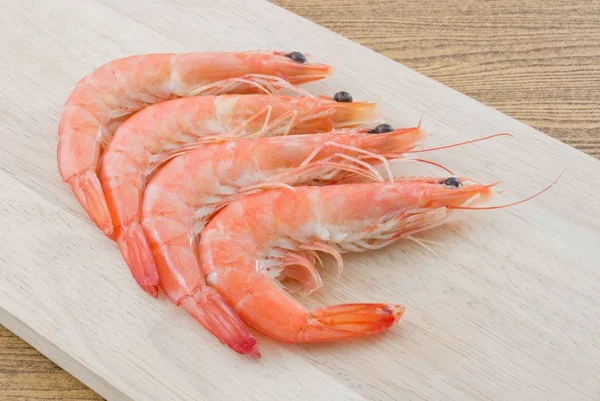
[141,125,425,356]
[199,175,559,345]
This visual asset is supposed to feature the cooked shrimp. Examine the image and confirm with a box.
[101,93,379,297]
[140,126,425,355]
[199,174,560,345]
[57,50,331,237]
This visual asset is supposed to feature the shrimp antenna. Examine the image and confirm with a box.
[378,155,454,175]
[407,133,512,154]
[411,158,454,175]
[450,169,565,211]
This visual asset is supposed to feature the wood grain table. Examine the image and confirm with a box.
[1,0,598,400]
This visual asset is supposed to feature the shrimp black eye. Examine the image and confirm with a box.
[287,51,307,63]
[368,124,394,134]
[439,177,461,187]
[333,91,353,102]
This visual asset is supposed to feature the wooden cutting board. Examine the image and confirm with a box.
[1,1,599,400]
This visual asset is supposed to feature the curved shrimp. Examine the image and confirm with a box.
[57,50,331,237]
[140,125,425,356]
[101,93,380,297]
[197,178,510,345]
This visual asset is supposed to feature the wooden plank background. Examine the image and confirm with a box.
[1,0,598,400]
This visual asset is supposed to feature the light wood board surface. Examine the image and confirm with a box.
[1,1,600,401]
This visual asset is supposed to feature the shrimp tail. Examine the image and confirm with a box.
[297,303,405,342]
[115,222,160,298]
[68,170,114,237]
[181,286,261,358]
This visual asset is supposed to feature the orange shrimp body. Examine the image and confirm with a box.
[140,127,425,356]
[199,179,495,344]
[100,94,380,297]
[57,50,332,237]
